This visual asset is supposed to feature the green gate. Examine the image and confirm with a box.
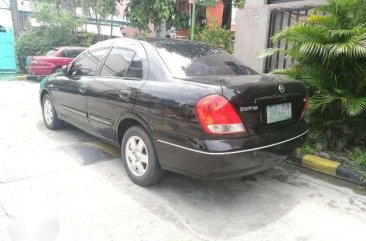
[0,25,17,73]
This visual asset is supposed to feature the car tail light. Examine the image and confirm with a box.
[300,96,309,120]
[195,94,246,135]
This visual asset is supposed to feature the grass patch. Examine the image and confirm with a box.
[349,147,366,167]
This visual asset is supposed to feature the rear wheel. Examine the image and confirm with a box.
[52,67,62,74]
[42,94,64,130]
[121,126,165,186]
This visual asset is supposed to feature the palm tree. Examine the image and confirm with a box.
[259,0,366,149]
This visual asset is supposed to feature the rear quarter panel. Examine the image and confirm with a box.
[135,79,222,146]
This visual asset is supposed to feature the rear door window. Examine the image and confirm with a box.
[125,54,143,79]
[46,49,59,56]
[100,48,135,77]
[66,49,83,58]
[61,50,68,57]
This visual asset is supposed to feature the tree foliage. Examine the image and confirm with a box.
[16,1,85,70]
[260,0,366,150]
[34,2,83,44]
[126,0,175,31]
[78,0,117,39]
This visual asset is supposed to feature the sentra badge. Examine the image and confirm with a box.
[240,106,259,112]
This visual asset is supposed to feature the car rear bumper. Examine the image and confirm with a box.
[154,124,308,180]
[26,65,53,76]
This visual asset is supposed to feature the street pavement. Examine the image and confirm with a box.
[0,80,366,241]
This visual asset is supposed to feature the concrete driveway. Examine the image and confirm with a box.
[0,80,365,241]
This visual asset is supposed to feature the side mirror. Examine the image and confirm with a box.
[61,65,68,75]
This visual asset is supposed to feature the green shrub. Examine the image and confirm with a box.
[187,24,204,41]
[16,29,52,70]
[198,20,234,54]
[349,147,366,168]
[260,0,366,150]
[76,32,97,48]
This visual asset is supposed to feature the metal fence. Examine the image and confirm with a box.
[0,26,17,73]
[264,7,312,73]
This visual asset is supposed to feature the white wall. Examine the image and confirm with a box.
[84,23,123,37]
[234,0,325,73]
[0,0,9,8]
[0,8,13,29]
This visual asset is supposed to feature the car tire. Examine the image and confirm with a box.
[52,67,62,74]
[42,94,64,130]
[121,126,165,186]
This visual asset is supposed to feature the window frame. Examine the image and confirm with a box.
[68,47,111,77]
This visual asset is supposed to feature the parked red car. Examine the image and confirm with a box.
[26,46,86,76]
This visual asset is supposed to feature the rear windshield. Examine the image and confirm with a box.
[155,41,257,78]
[46,49,59,56]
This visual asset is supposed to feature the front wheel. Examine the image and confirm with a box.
[121,126,165,186]
[42,94,64,130]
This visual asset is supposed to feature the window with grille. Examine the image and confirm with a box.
[178,0,188,12]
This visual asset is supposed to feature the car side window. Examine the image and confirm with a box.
[67,49,83,58]
[100,48,135,77]
[70,49,108,76]
[61,50,68,57]
[125,53,143,79]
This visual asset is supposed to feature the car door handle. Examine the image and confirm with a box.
[119,89,132,99]
[79,87,86,94]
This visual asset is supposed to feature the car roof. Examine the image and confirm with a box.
[90,37,197,50]
[139,38,193,45]
[89,38,147,58]
[86,37,212,61]
[54,46,86,50]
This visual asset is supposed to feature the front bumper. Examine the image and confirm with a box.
[154,124,308,180]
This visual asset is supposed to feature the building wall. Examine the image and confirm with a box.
[233,0,325,73]
[206,1,224,26]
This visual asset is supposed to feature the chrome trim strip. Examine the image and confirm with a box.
[157,130,309,155]
[61,105,86,117]
[89,114,113,126]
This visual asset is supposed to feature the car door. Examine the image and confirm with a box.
[87,47,147,141]
[52,48,109,130]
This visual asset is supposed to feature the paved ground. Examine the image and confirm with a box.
[0,80,366,241]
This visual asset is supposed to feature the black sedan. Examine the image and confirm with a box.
[40,38,309,186]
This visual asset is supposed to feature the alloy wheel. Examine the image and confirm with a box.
[43,99,53,125]
[125,136,149,176]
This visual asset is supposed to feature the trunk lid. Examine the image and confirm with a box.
[183,74,308,136]
[220,75,308,136]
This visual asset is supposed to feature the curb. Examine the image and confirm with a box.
[15,75,27,80]
[291,152,363,185]
[16,75,39,81]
